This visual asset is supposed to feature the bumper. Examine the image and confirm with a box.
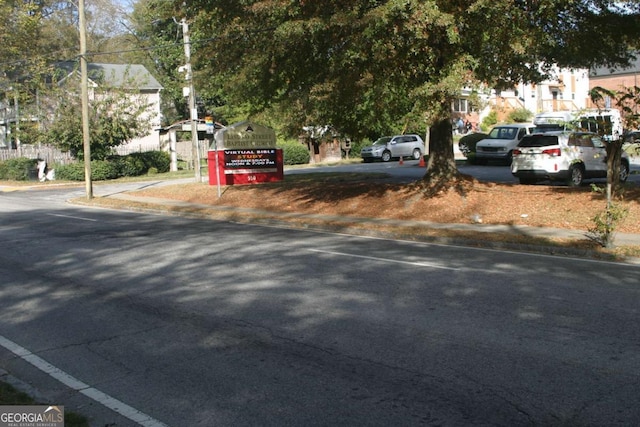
[512,169,570,181]
[476,151,510,160]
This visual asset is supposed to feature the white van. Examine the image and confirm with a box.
[533,109,623,141]
[475,123,536,164]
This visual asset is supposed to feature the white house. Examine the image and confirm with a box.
[1,62,163,153]
[453,66,591,128]
[56,62,164,152]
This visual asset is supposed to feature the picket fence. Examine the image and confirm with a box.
[0,146,74,165]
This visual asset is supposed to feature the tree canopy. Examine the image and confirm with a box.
[152,0,639,187]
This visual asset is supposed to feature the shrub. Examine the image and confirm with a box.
[136,151,170,173]
[349,139,369,158]
[56,160,119,181]
[0,157,37,180]
[508,108,533,123]
[112,155,147,177]
[55,151,171,181]
[278,140,310,165]
[481,111,498,131]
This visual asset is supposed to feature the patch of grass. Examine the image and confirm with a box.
[0,381,89,427]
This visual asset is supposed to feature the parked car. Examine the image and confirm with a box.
[360,134,425,162]
[475,123,535,164]
[623,130,640,157]
[458,132,489,164]
[511,131,630,186]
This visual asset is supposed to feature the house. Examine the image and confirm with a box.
[56,62,164,152]
[1,62,163,153]
[453,67,591,128]
[588,56,640,120]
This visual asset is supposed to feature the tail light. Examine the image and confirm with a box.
[542,148,561,157]
[513,149,522,156]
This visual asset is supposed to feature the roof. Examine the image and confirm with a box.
[55,62,163,90]
[590,55,640,77]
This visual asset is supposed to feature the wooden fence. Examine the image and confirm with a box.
[0,146,74,165]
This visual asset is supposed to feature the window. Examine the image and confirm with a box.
[452,98,468,113]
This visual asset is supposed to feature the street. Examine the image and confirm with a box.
[285,157,640,185]
[1,185,640,426]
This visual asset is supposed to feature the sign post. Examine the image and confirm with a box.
[206,116,222,198]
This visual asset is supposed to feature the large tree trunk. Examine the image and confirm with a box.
[421,116,463,191]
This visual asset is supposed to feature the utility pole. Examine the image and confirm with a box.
[181,18,201,183]
[79,0,92,199]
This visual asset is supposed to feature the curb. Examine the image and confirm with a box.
[72,193,640,265]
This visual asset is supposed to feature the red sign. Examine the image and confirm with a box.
[208,149,283,185]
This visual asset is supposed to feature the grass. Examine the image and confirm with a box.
[0,381,89,427]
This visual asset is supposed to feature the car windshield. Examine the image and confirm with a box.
[372,137,392,146]
[488,127,518,140]
[518,135,559,147]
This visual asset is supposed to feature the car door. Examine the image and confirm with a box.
[589,136,608,175]
[578,134,606,175]
[391,136,410,158]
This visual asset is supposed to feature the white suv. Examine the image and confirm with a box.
[511,131,630,186]
[360,134,425,162]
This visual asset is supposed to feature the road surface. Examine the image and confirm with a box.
[1,185,639,426]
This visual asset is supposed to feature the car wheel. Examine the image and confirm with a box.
[459,142,469,157]
[568,164,584,187]
[412,148,422,160]
[381,151,391,162]
[619,161,630,182]
[362,158,372,163]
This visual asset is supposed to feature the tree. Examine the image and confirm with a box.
[1,0,140,148]
[584,85,639,247]
[43,65,155,159]
[182,0,640,189]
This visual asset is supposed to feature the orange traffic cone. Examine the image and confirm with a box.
[419,156,425,167]
[399,156,404,165]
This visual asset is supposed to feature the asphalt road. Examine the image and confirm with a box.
[285,157,640,185]
[1,186,640,426]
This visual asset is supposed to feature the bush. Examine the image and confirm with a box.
[349,139,369,158]
[0,157,37,180]
[278,140,310,165]
[56,160,119,181]
[55,151,171,181]
[481,111,498,131]
[508,108,533,123]
[109,155,146,177]
[135,151,170,173]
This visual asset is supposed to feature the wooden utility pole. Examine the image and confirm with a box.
[79,0,92,199]
[181,18,201,183]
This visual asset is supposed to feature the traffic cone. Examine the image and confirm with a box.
[399,156,404,165]
[418,156,426,167]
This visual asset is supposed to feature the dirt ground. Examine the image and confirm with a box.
[129,172,640,235]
